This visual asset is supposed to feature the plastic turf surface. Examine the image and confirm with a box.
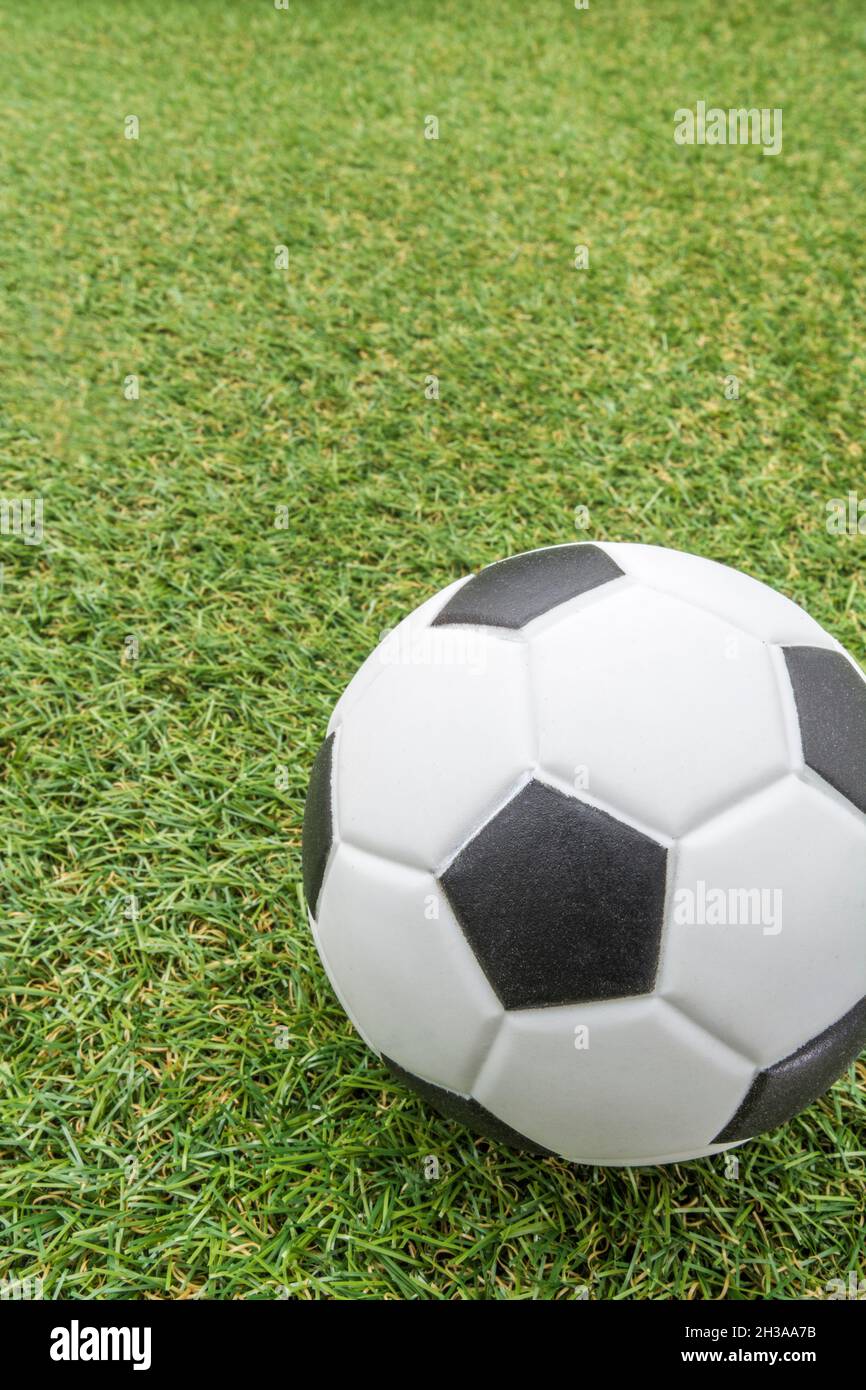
[0,0,864,1299]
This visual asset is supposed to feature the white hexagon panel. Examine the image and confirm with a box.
[334,624,533,872]
[596,541,841,649]
[531,581,790,839]
[472,996,754,1165]
[313,843,502,1094]
[327,576,471,732]
[658,775,866,1067]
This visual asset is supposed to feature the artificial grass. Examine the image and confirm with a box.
[0,0,865,1300]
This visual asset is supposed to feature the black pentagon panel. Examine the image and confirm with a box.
[783,646,866,815]
[440,779,667,1010]
[713,995,866,1144]
[432,544,623,630]
[302,733,335,918]
[383,1056,553,1155]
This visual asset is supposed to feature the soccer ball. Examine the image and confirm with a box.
[303,543,866,1165]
